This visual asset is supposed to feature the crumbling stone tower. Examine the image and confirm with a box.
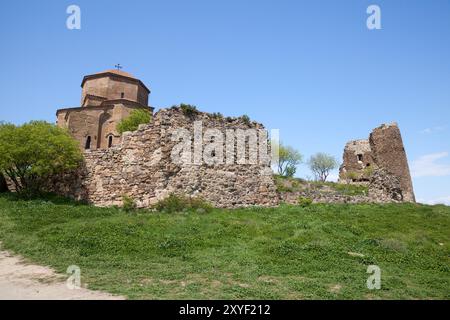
[369,123,415,202]
[339,123,415,202]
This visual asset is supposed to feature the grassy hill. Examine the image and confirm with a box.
[0,193,448,299]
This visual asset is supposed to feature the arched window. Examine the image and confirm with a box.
[85,136,91,150]
[121,92,125,98]
[108,135,113,148]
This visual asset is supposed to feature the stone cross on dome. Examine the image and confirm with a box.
[115,64,123,71]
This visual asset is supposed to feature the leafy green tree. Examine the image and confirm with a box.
[307,152,338,182]
[0,121,82,195]
[277,143,303,177]
[116,108,152,134]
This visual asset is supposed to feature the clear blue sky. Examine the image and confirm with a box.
[1,0,449,204]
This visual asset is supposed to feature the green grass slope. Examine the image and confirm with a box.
[0,194,448,299]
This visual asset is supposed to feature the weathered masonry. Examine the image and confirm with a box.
[49,107,280,208]
[48,70,416,208]
[339,123,415,202]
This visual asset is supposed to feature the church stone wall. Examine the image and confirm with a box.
[81,77,110,105]
[57,104,148,151]
[48,108,280,208]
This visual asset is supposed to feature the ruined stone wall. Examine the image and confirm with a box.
[278,168,405,205]
[279,185,371,205]
[48,108,280,208]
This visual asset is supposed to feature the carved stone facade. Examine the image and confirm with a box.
[56,70,153,151]
[339,123,415,202]
[48,108,280,208]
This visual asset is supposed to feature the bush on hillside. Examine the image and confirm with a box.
[240,114,251,125]
[122,195,137,212]
[178,104,198,118]
[298,197,313,207]
[153,194,213,213]
[0,121,82,196]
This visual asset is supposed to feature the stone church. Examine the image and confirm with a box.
[56,69,153,150]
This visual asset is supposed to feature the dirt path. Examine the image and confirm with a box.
[0,249,124,300]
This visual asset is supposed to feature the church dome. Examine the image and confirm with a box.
[80,68,151,107]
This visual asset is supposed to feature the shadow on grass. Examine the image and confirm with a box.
[0,191,88,206]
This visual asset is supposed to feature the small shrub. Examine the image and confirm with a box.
[277,185,294,193]
[333,183,368,196]
[211,112,223,119]
[291,180,300,188]
[363,166,374,179]
[154,194,187,213]
[298,197,313,207]
[345,171,359,182]
[241,114,251,125]
[189,197,213,213]
[274,175,306,193]
[179,104,198,118]
[285,165,296,178]
[153,194,213,213]
[122,195,136,212]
